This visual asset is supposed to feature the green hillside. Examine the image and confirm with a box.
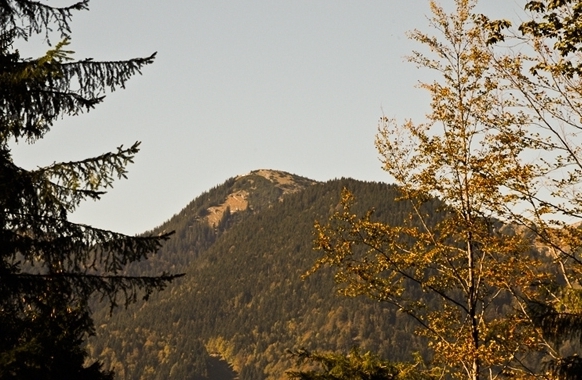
[87,170,443,379]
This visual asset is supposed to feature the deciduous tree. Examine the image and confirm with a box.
[309,1,582,378]
[286,348,430,380]
[483,0,582,377]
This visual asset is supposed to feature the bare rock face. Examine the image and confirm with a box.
[206,190,249,227]
[205,169,316,227]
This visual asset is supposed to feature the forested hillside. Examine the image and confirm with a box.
[86,170,443,379]
[7,0,582,378]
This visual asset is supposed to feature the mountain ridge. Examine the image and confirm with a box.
[88,170,434,380]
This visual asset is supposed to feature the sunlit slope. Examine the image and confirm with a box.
[88,171,442,380]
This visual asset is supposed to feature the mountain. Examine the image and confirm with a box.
[87,170,441,380]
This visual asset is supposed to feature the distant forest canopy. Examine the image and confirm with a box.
[87,172,443,380]
[86,169,573,380]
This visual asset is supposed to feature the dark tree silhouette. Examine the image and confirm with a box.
[0,2,182,378]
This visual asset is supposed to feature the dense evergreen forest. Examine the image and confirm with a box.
[86,170,444,379]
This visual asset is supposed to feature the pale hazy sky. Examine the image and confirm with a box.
[11,0,522,234]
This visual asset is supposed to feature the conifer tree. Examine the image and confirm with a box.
[0,1,181,378]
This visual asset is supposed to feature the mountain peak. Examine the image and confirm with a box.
[205,169,316,227]
[91,176,416,380]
